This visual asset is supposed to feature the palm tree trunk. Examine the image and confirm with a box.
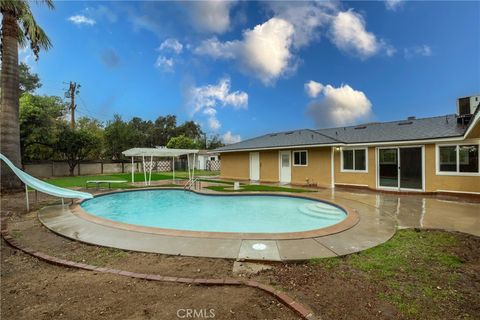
[1,12,23,191]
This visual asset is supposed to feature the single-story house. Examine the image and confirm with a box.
[215,96,480,195]
[195,150,220,171]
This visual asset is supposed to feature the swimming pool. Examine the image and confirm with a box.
[80,190,348,234]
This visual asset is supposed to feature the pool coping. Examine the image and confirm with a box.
[71,188,360,240]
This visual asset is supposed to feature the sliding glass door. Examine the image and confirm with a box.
[399,147,423,189]
[379,148,398,188]
[378,147,423,191]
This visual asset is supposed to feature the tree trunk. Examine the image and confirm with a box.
[1,12,23,191]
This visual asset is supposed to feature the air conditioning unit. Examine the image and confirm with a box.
[457,95,480,116]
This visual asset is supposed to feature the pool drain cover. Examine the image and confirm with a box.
[252,243,267,251]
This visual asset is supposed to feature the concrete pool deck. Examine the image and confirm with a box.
[37,188,480,261]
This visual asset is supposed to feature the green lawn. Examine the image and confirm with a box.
[46,171,218,189]
[309,229,464,318]
[205,184,312,193]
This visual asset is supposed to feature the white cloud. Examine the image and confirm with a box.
[385,0,404,11]
[267,1,336,48]
[154,56,174,72]
[195,17,295,85]
[68,15,96,26]
[187,78,248,131]
[330,10,380,58]
[187,0,237,34]
[304,80,324,98]
[404,45,432,59]
[85,5,117,23]
[159,38,183,54]
[306,83,373,127]
[222,131,242,144]
[194,37,238,59]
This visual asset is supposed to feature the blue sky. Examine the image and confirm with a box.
[27,1,479,143]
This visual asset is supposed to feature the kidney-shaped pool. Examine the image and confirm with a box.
[79,189,348,234]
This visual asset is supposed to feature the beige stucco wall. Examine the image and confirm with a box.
[219,152,250,180]
[291,147,332,187]
[424,143,480,193]
[333,147,376,188]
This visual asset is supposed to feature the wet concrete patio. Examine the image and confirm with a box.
[38,187,479,261]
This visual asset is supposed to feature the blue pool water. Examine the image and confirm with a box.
[80,190,347,233]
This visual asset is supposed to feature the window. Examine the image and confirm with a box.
[342,148,367,172]
[293,151,308,166]
[438,144,479,174]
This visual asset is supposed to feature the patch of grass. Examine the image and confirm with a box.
[309,257,341,269]
[206,184,311,193]
[75,247,129,266]
[346,229,463,319]
[46,171,219,189]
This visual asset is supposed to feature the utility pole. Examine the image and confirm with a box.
[65,81,81,129]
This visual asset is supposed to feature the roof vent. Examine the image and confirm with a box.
[398,121,413,126]
[354,126,367,130]
[407,116,416,120]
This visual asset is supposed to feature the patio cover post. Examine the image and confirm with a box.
[131,156,135,183]
[192,153,196,179]
[186,153,189,181]
[149,155,153,186]
[172,156,175,183]
[142,155,147,186]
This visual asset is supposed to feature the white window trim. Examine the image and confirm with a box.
[292,150,308,167]
[340,147,368,173]
[436,142,480,176]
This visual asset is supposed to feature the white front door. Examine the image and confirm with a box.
[279,151,291,184]
[249,152,260,181]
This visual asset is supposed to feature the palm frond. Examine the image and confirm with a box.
[18,5,52,59]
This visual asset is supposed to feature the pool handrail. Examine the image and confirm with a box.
[0,153,93,202]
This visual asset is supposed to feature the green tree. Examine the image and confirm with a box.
[55,126,100,176]
[151,115,177,147]
[77,117,105,159]
[207,135,225,150]
[19,62,41,94]
[104,115,136,160]
[175,120,203,141]
[167,135,198,149]
[1,0,54,191]
[19,93,67,160]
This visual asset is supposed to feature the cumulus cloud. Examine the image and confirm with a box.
[305,80,324,98]
[306,83,373,127]
[195,17,295,85]
[154,56,174,72]
[404,45,432,59]
[222,131,242,144]
[385,0,404,11]
[155,38,183,72]
[329,10,380,58]
[159,38,183,54]
[187,78,248,130]
[267,1,336,48]
[186,0,237,34]
[68,15,96,26]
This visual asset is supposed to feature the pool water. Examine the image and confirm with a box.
[80,190,347,233]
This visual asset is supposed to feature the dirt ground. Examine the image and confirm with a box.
[2,191,479,320]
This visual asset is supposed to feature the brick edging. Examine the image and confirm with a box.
[0,218,316,320]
